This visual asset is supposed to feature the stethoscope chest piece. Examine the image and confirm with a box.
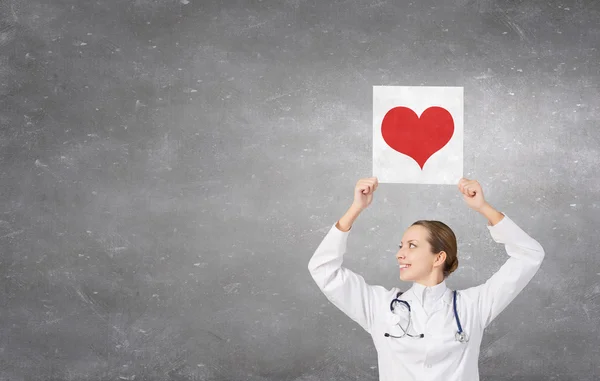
[455,331,469,343]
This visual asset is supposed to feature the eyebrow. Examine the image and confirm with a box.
[400,240,419,244]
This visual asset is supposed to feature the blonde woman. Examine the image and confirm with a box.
[308,177,544,381]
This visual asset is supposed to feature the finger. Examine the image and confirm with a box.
[367,179,377,191]
[463,184,476,195]
[468,182,481,193]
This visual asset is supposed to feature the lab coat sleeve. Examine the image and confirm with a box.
[469,213,545,328]
[308,222,382,334]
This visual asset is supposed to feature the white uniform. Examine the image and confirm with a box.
[308,213,545,381]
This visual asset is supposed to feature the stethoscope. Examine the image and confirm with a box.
[384,290,469,343]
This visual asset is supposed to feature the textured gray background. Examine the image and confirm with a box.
[1,0,599,380]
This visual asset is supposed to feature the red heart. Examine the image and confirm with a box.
[381,106,455,170]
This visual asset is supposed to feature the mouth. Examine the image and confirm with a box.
[399,264,411,270]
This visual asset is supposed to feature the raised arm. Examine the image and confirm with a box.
[456,179,545,328]
[308,178,385,334]
[308,219,383,333]
[467,208,545,327]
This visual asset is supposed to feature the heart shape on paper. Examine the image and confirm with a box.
[381,106,455,170]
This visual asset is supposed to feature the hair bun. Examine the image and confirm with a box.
[449,257,459,273]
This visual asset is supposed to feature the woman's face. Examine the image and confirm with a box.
[396,224,442,283]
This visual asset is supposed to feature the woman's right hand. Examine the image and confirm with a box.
[352,177,379,211]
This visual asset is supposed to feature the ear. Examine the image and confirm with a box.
[433,251,447,268]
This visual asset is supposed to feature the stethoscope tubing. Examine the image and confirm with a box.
[389,290,467,342]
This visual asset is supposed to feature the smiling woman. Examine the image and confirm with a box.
[397,220,459,286]
[307,177,545,381]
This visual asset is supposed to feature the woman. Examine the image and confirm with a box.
[308,177,545,381]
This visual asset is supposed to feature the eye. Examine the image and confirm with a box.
[398,243,416,249]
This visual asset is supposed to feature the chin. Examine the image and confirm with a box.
[400,269,422,282]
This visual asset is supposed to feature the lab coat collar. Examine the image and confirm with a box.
[410,280,449,305]
[388,283,453,326]
[392,281,453,307]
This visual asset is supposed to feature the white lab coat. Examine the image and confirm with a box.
[308,213,545,381]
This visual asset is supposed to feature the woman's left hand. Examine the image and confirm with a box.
[458,178,487,211]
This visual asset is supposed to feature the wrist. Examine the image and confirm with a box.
[476,202,492,214]
[350,203,365,213]
[477,202,504,226]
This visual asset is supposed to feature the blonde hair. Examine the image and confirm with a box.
[411,220,458,278]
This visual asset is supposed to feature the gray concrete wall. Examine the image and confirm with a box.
[0,0,598,380]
